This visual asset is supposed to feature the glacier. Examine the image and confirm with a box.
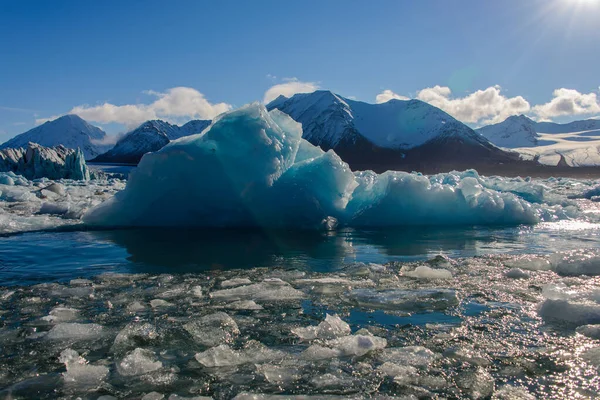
[85,103,574,229]
[0,142,91,180]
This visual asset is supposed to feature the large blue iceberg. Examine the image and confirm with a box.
[84,104,541,229]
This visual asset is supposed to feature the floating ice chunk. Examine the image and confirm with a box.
[59,348,108,389]
[210,279,304,302]
[224,300,263,310]
[195,341,286,368]
[310,372,356,391]
[443,347,490,367]
[349,288,458,311]
[300,345,343,361]
[112,322,159,352]
[378,346,440,367]
[150,299,173,308]
[377,362,419,384]
[46,322,103,341]
[582,347,600,367]
[41,307,79,323]
[292,314,351,340]
[256,364,300,385]
[456,368,494,399]
[325,334,387,357]
[127,301,147,312]
[404,265,452,280]
[232,394,352,400]
[539,299,600,327]
[142,392,165,400]
[168,395,213,400]
[221,278,252,288]
[549,249,600,276]
[505,268,530,279]
[505,255,552,271]
[191,286,203,298]
[576,324,600,339]
[183,312,239,347]
[117,348,162,376]
[494,385,535,400]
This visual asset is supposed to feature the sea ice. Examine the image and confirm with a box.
[404,265,452,280]
[183,312,240,347]
[505,268,530,279]
[195,341,286,368]
[112,322,159,352]
[209,279,304,302]
[117,348,163,376]
[45,322,103,341]
[348,288,458,311]
[292,314,351,340]
[84,103,550,229]
[576,324,600,339]
[59,348,108,389]
[377,346,440,367]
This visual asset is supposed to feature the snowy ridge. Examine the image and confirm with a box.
[93,119,211,164]
[268,90,484,150]
[0,115,110,160]
[0,142,91,180]
[477,115,600,166]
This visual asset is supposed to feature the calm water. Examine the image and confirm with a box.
[1,223,599,286]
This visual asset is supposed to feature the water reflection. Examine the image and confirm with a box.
[89,226,521,273]
[2,224,598,285]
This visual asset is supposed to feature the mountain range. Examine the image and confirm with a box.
[0,115,110,160]
[477,115,600,167]
[267,91,524,174]
[91,119,211,164]
[2,93,600,174]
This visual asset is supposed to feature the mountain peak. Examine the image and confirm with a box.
[0,115,108,159]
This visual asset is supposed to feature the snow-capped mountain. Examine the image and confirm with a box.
[92,119,211,164]
[0,115,110,160]
[268,90,523,173]
[476,115,541,148]
[477,115,600,167]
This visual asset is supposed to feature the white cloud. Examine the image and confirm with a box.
[416,85,531,125]
[263,78,320,104]
[532,88,600,120]
[36,87,231,129]
[375,89,409,103]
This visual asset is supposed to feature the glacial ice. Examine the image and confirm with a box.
[0,254,594,398]
[183,312,240,347]
[0,143,92,180]
[45,322,104,341]
[0,171,124,234]
[117,348,163,376]
[404,265,452,280]
[292,314,351,340]
[59,348,109,389]
[84,103,554,229]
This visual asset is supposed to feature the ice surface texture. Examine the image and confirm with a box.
[84,103,543,228]
[0,142,91,180]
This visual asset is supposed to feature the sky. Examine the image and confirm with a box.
[1,0,600,142]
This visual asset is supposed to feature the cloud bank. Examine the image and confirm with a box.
[37,87,231,129]
[376,86,600,125]
[263,78,320,104]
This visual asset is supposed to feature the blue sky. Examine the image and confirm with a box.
[1,0,599,141]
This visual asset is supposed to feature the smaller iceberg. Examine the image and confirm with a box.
[84,103,542,228]
[0,142,90,180]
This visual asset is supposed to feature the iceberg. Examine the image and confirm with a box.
[84,103,546,228]
[0,142,91,180]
